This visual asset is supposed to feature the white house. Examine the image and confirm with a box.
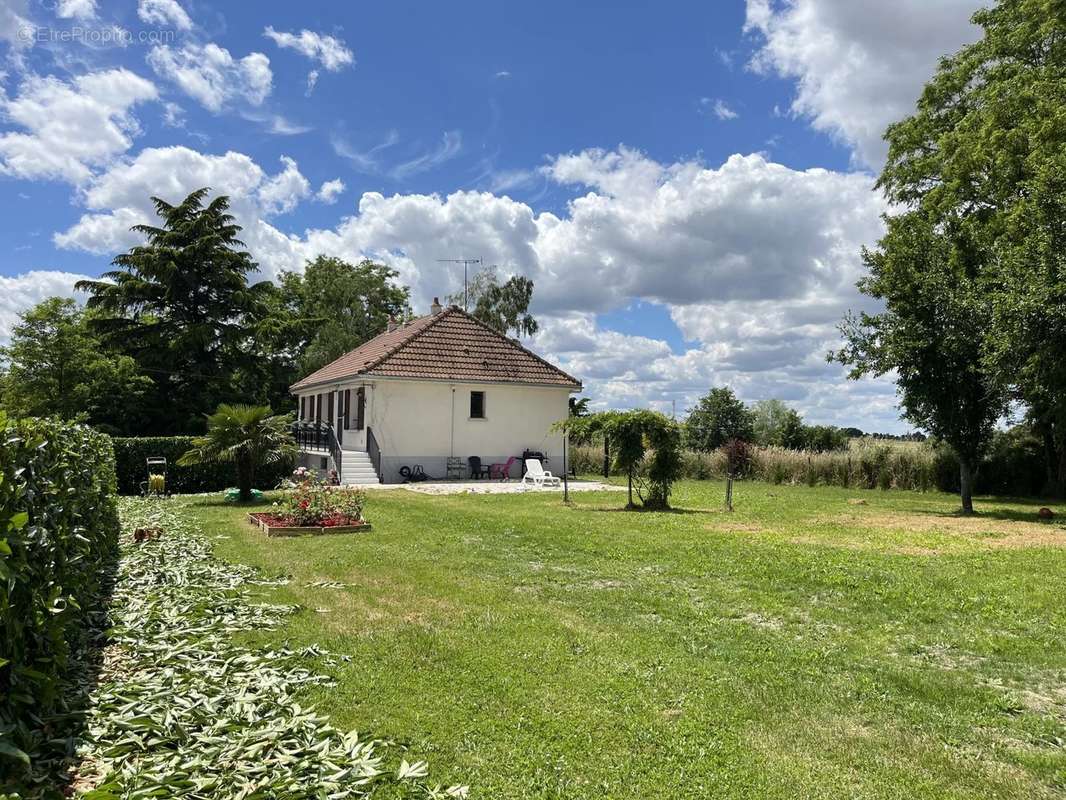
[289,300,582,484]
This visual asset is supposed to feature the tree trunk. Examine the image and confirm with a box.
[237,456,253,502]
[1057,443,1066,499]
[959,457,975,515]
[1041,428,1058,498]
[627,467,634,509]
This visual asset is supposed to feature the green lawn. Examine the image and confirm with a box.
[179,481,1066,799]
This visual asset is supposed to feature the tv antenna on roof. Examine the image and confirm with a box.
[436,257,481,311]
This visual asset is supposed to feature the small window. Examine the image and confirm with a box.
[470,391,485,419]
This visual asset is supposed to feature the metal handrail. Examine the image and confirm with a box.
[291,421,333,451]
[327,425,342,484]
[291,421,344,482]
[367,426,383,483]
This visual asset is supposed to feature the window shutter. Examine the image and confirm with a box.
[343,389,351,429]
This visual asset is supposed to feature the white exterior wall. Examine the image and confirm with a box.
[296,378,572,482]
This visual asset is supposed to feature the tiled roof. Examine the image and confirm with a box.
[290,307,581,391]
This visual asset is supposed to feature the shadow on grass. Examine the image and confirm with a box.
[891,502,1063,525]
[191,500,273,509]
[938,508,1061,525]
[581,505,712,516]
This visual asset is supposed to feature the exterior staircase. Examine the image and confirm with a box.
[340,449,381,485]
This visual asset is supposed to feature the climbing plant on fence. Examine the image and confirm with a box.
[0,414,119,777]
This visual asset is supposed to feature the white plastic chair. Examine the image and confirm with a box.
[521,458,560,488]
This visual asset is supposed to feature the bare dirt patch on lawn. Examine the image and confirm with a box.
[795,510,1066,554]
[316,582,463,633]
[703,521,767,534]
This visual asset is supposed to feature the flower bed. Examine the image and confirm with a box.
[250,474,371,536]
[248,511,371,537]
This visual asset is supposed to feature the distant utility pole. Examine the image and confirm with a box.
[436,257,482,310]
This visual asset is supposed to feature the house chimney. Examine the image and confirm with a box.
[430,296,443,315]
[386,314,397,332]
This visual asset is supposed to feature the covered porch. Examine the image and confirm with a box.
[291,380,382,485]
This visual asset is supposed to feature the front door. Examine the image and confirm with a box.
[356,387,366,430]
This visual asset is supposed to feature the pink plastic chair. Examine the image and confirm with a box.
[490,456,517,481]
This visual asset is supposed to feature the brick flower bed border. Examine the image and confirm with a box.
[248,512,372,537]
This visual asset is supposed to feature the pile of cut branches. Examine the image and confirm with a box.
[39,496,465,799]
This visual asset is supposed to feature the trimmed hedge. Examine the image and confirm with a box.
[0,415,119,774]
[112,436,296,495]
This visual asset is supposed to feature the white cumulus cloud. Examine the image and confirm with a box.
[52,146,311,259]
[262,26,354,71]
[745,0,981,167]
[147,43,272,112]
[56,0,97,20]
[257,156,311,216]
[0,69,157,184]
[137,0,192,31]
[315,178,345,204]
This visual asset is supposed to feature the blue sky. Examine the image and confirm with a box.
[0,0,983,432]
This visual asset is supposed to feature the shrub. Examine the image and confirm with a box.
[0,415,119,774]
[112,436,295,495]
[931,428,1046,496]
[723,438,753,477]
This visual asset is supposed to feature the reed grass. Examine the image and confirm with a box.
[573,440,941,491]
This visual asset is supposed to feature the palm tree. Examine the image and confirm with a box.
[178,404,296,501]
[569,396,591,417]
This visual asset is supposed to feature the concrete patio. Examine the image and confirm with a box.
[359,479,624,495]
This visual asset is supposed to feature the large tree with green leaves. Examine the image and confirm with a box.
[751,399,806,449]
[869,0,1066,497]
[274,256,412,379]
[833,216,1006,514]
[448,267,538,337]
[683,387,754,452]
[75,189,270,434]
[0,298,152,433]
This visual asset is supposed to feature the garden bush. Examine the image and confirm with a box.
[932,428,1046,497]
[112,436,295,495]
[0,415,119,776]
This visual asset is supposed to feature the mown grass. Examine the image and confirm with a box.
[178,481,1066,799]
